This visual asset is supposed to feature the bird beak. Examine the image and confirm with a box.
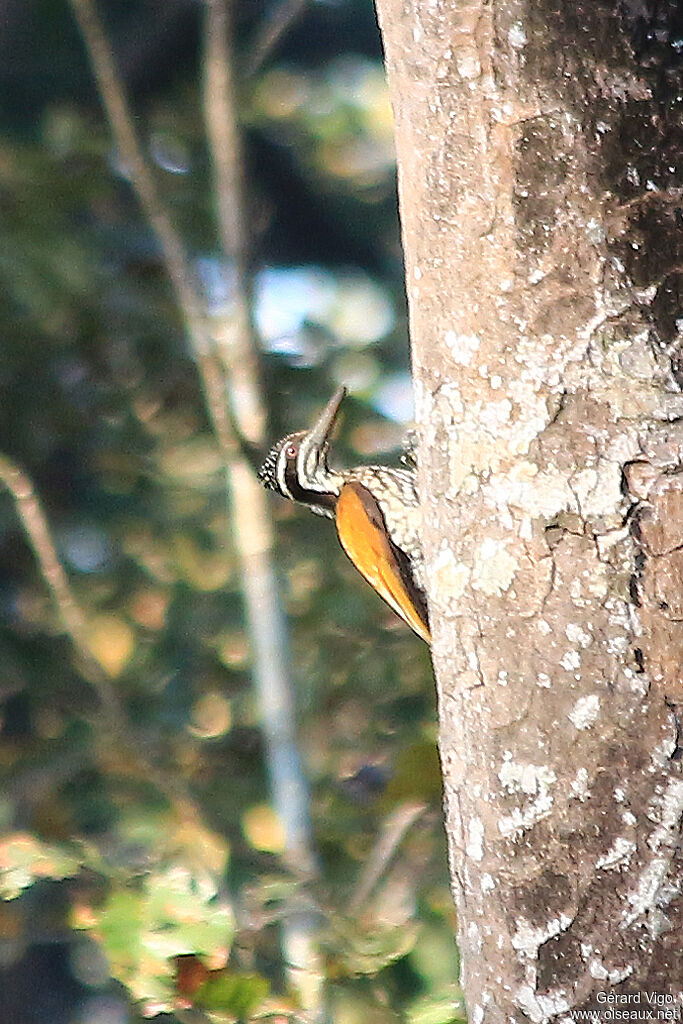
[307,386,347,448]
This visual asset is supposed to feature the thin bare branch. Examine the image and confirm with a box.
[70,0,199,324]
[0,453,120,717]
[203,0,266,447]
[0,456,86,647]
[202,2,322,1013]
[68,0,234,456]
[245,0,309,77]
[349,801,427,914]
[204,0,248,266]
[202,0,319,869]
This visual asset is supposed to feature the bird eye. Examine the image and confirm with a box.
[285,443,297,459]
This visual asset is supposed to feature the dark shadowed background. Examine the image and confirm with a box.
[0,1,462,1021]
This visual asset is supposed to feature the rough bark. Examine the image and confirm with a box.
[374,0,683,1017]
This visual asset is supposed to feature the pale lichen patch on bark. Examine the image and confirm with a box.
[511,912,576,1021]
[445,330,481,364]
[568,694,600,730]
[499,756,556,797]
[429,545,471,617]
[559,649,581,673]
[587,958,634,985]
[621,778,683,932]
[595,836,637,871]
[470,1004,485,1024]
[467,919,483,954]
[565,623,592,647]
[466,816,485,861]
[471,537,518,596]
[650,733,678,770]
[497,756,557,838]
[515,984,571,1023]
[570,767,590,800]
[485,461,573,518]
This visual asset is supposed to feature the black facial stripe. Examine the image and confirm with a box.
[283,460,336,511]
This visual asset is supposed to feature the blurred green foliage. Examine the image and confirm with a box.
[0,1,464,1022]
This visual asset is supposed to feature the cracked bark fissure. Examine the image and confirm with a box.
[374,0,683,1018]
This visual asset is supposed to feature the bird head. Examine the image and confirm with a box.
[258,387,347,516]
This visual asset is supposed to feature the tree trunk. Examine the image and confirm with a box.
[375,0,683,1016]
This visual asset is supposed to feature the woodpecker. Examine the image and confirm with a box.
[258,387,430,643]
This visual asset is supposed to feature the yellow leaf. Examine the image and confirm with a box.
[86,614,135,676]
[189,693,232,739]
[243,805,285,854]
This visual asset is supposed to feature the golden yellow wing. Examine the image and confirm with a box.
[335,481,430,644]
